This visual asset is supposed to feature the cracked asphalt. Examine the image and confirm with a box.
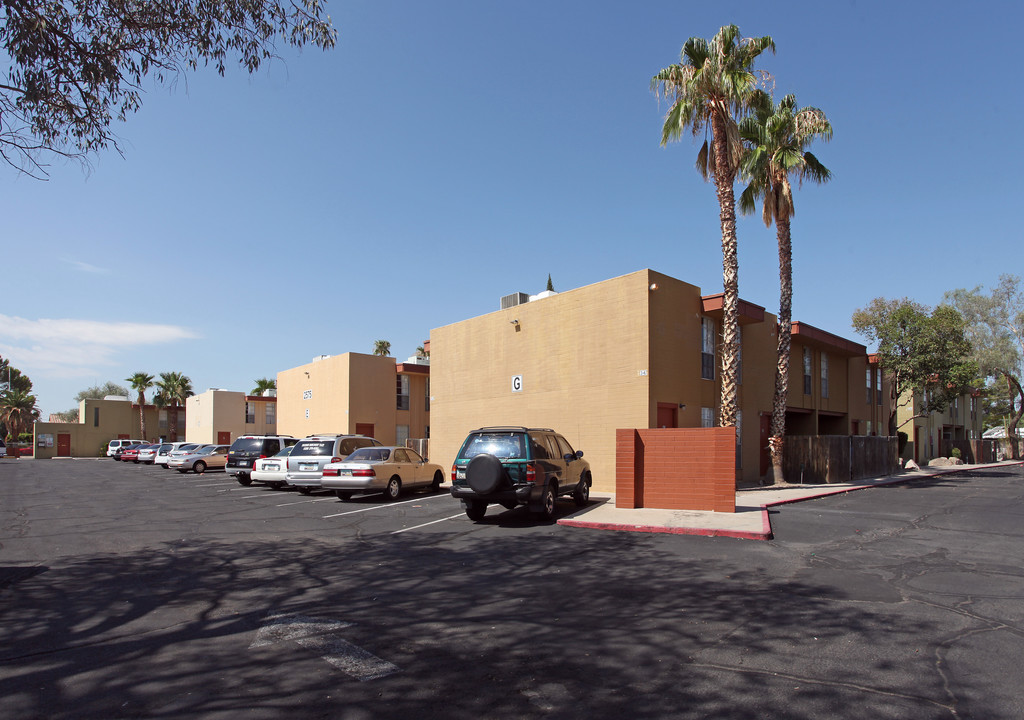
[1,459,1022,719]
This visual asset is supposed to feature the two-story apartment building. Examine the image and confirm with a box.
[897,388,985,464]
[185,389,279,445]
[429,269,890,492]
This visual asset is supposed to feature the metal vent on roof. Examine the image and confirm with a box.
[500,292,529,310]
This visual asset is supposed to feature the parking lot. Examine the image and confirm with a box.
[2,460,1023,719]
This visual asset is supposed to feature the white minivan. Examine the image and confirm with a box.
[106,439,143,458]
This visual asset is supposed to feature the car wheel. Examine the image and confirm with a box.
[573,476,590,507]
[177,469,187,474]
[270,482,285,490]
[335,490,353,501]
[236,474,252,487]
[465,499,487,521]
[430,470,443,491]
[535,483,556,520]
[194,461,206,474]
[467,454,505,494]
[298,487,312,495]
[384,476,402,501]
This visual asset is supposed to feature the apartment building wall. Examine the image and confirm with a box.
[430,270,654,492]
[898,390,985,464]
[185,389,278,444]
[32,398,175,458]
[276,352,428,445]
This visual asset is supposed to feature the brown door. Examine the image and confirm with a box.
[217,431,232,445]
[57,434,71,456]
[656,403,677,428]
[356,423,375,438]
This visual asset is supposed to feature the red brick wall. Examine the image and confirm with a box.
[616,428,735,513]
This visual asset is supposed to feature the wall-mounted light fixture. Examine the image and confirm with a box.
[678,403,686,410]
[649,283,659,291]
[510,319,520,331]
[304,371,310,377]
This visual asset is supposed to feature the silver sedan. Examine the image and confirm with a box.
[321,446,444,501]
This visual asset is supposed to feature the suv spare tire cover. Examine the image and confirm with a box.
[467,454,505,494]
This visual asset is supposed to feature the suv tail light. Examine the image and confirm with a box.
[526,463,537,484]
[331,456,343,463]
[451,463,457,483]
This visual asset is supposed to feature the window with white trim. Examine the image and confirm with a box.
[821,353,829,399]
[701,317,715,380]
[803,347,812,395]
[701,407,714,428]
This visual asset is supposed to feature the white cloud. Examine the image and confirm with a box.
[0,315,201,378]
[61,258,109,274]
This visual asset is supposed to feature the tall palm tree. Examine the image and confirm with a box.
[373,340,391,357]
[251,377,276,396]
[652,24,775,429]
[739,90,832,484]
[126,372,154,440]
[0,388,40,444]
[155,371,193,441]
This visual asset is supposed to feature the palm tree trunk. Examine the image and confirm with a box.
[769,215,793,484]
[138,395,147,441]
[710,112,740,430]
[170,405,178,442]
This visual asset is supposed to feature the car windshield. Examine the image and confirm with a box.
[230,438,267,453]
[273,446,295,458]
[293,440,334,456]
[195,447,216,456]
[346,447,391,463]
[460,433,525,460]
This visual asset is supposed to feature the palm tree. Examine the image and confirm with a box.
[0,388,40,444]
[155,371,193,441]
[373,340,391,357]
[126,372,154,440]
[251,377,276,396]
[415,345,429,359]
[739,90,832,484]
[652,24,775,429]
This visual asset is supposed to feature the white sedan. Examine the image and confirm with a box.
[251,446,296,489]
[321,446,444,501]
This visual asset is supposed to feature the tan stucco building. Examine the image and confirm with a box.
[185,389,279,444]
[897,389,985,464]
[32,397,186,458]
[429,269,890,492]
[276,352,430,448]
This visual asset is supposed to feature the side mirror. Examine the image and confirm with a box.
[576,450,584,459]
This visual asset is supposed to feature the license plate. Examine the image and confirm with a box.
[299,462,317,471]
[265,463,279,471]
[456,470,465,480]
[338,470,352,476]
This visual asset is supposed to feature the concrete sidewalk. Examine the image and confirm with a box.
[558,461,1023,540]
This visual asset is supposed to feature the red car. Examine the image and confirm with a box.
[119,444,149,463]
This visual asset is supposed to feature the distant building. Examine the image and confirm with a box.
[185,389,279,445]
[276,352,430,448]
[32,397,186,458]
[897,388,985,464]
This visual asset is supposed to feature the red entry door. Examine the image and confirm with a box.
[356,423,375,438]
[217,431,232,445]
[759,413,771,477]
[57,434,71,456]
[656,403,677,428]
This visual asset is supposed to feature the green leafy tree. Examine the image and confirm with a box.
[738,90,832,483]
[0,355,33,394]
[945,275,1024,458]
[50,408,80,423]
[0,0,336,176]
[852,298,977,437]
[546,274,555,292]
[126,372,154,440]
[373,340,391,357]
[652,24,775,429]
[154,371,193,440]
[0,388,40,443]
[75,382,130,401]
[251,377,277,395]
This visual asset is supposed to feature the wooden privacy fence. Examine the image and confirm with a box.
[941,438,1011,464]
[783,435,899,484]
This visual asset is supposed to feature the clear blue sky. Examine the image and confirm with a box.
[3,0,1022,417]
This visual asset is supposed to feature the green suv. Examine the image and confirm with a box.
[450,426,592,521]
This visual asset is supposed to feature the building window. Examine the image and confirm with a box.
[265,403,275,425]
[701,407,714,428]
[93,407,100,427]
[245,402,256,424]
[821,353,829,399]
[396,424,410,447]
[971,396,977,420]
[876,367,882,405]
[701,317,715,380]
[735,409,742,469]
[867,420,873,436]
[866,368,873,404]
[159,410,168,431]
[424,378,430,411]
[397,374,410,411]
[803,348,812,395]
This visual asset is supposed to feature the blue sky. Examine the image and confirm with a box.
[3,0,1021,417]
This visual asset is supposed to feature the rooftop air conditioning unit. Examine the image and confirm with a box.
[262,389,277,397]
[500,292,529,310]
[312,354,331,363]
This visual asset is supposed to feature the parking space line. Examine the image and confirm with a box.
[276,497,339,507]
[196,482,236,487]
[322,493,451,519]
[390,513,466,534]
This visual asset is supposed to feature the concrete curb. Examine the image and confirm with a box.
[558,461,1024,541]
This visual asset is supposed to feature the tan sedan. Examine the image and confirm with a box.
[321,446,444,501]
[168,445,229,474]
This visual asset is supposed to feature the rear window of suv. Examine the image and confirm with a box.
[292,439,335,456]
[459,433,526,460]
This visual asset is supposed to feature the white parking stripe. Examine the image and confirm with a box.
[276,497,338,507]
[390,513,466,534]
[322,493,451,519]
[195,482,235,487]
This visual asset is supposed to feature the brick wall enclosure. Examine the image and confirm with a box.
[616,428,736,512]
